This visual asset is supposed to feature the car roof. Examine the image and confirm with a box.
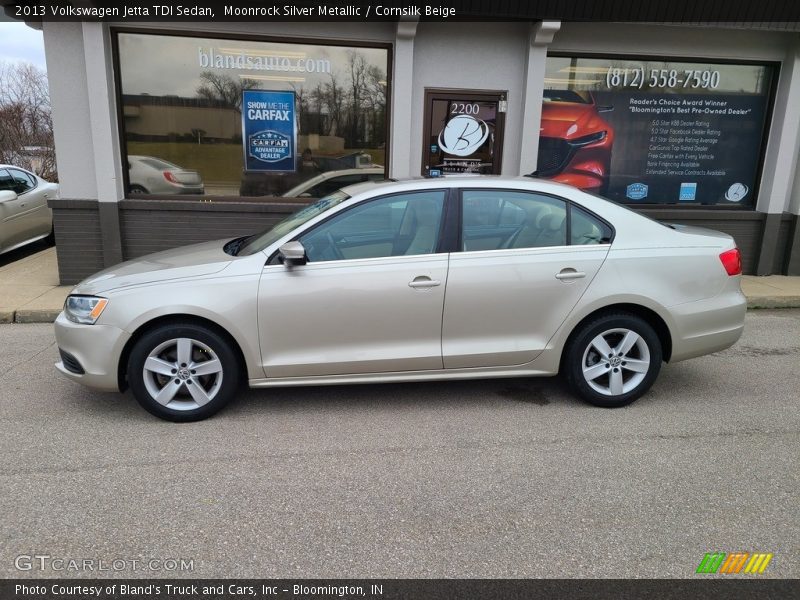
[0,165,40,178]
[314,167,384,179]
[282,167,386,196]
[339,175,581,197]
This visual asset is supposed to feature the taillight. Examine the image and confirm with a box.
[163,171,179,184]
[719,248,742,276]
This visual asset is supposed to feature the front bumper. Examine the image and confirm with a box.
[54,311,131,392]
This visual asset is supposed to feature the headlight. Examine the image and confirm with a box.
[568,131,607,147]
[64,295,108,325]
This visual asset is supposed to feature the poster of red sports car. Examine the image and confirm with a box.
[538,56,775,207]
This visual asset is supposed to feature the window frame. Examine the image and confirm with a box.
[544,52,780,211]
[455,188,616,252]
[421,88,507,177]
[110,27,393,201]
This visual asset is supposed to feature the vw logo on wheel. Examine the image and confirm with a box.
[438,115,490,157]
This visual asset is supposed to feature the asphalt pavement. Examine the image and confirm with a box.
[0,311,798,579]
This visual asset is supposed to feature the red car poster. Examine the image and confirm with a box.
[538,56,774,207]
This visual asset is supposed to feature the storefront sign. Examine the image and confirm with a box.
[423,91,505,176]
[539,57,775,206]
[242,90,296,172]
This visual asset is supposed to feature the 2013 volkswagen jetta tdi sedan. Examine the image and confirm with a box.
[54,177,746,421]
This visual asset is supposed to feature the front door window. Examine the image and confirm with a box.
[300,190,446,262]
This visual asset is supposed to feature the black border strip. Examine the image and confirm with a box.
[7,1,800,22]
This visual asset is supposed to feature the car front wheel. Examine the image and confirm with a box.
[127,323,240,421]
[564,313,662,408]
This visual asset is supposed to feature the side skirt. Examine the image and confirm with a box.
[249,365,558,388]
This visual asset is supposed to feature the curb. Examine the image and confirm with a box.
[14,309,63,323]
[746,297,800,309]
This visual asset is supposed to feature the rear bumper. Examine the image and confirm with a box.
[54,312,130,392]
[669,286,746,362]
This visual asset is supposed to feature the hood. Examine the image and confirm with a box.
[73,239,234,295]
[540,101,603,139]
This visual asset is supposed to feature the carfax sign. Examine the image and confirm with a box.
[242,90,296,172]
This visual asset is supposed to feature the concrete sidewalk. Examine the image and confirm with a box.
[0,246,72,324]
[1,246,800,324]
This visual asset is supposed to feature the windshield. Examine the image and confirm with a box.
[237,190,351,256]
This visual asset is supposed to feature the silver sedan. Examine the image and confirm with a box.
[0,165,56,255]
[54,177,746,421]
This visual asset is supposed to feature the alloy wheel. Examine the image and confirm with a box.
[580,328,651,396]
[142,337,224,411]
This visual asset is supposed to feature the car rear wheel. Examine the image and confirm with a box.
[129,185,148,194]
[564,313,662,408]
[127,323,240,421]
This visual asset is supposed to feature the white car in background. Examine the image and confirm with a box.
[0,165,57,256]
[127,155,204,195]
[282,168,387,198]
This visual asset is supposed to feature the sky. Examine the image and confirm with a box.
[118,32,387,97]
[0,20,47,69]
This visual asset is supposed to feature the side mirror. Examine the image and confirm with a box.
[278,241,307,266]
[0,190,18,203]
[596,105,614,113]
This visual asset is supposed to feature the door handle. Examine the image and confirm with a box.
[555,268,586,281]
[408,276,441,289]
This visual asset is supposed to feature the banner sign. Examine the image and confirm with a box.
[539,57,775,206]
[242,90,296,172]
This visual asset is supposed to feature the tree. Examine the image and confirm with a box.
[346,51,369,146]
[317,73,345,137]
[0,61,57,181]
[195,71,259,112]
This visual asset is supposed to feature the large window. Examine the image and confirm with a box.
[539,55,776,208]
[115,32,389,199]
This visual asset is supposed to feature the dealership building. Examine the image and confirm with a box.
[17,14,800,281]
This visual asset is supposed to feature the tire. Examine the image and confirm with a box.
[127,323,241,421]
[129,185,148,195]
[564,313,662,408]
